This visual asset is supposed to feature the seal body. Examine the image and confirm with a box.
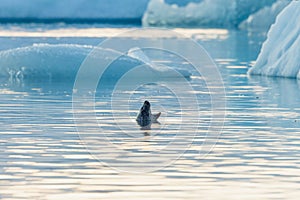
[136,101,161,128]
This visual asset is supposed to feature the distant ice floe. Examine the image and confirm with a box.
[0,0,149,21]
[248,1,300,79]
[0,44,191,80]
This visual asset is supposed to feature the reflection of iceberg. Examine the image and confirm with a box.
[249,76,300,110]
[248,1,300,79]
[248,76,300,130]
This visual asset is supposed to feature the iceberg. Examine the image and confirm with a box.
[0,0,286,30]
[0,44,94,80]
[142,0,276,28]
[239,0,290,31]
[0,44,190,81]
[248,1,300,79]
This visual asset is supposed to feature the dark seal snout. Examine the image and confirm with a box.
[142,100,150,111]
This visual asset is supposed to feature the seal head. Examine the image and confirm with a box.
[136,101,152,127]
[136,101,161,129]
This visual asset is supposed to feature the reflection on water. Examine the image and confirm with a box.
[1,68,300,199]
[1,34,300,199]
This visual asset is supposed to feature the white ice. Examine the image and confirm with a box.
[142,0,276,28]
[248,1,300,79]
[0,44,191,80]
[239,0,290,31]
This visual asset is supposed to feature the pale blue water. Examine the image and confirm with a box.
[1,27,300,199]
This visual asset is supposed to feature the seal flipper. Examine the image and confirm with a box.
[151,112,161,123]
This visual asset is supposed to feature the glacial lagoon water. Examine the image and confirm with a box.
[0,28,300,199]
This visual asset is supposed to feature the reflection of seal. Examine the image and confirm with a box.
[136,101,161,128]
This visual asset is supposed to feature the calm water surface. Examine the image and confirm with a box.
[1,29,300,199]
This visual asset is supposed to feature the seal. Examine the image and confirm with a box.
[136,100,161,128]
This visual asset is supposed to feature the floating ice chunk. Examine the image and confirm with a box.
[0,44,143,80]
[0,44,191,81]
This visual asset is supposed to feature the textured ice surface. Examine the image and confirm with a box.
[143,0,276,28]
[248,1,300,79]
[0,44,191,80]
[239,0,290,31]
